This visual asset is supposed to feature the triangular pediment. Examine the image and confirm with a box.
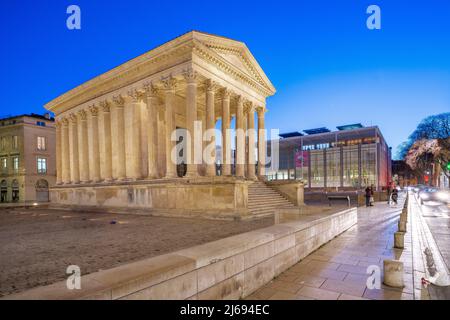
[192,32,276,95]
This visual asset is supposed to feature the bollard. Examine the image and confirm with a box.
[398,220,407,232]
[383,259,404,288]
[394,232,405,248]
[400,212,408,223]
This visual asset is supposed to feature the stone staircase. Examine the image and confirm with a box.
[247,181,296,217]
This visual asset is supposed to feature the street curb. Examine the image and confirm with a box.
[410,192,450,300]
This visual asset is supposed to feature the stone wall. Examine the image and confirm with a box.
[5,207,357,300]
[50,177,249,219]
[266,181,304,206]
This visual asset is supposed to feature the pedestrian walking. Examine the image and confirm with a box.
[386,185,392,204]
[369,185,375,206]
[365,186,371,207]
[391,188,398,205]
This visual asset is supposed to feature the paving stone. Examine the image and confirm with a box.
[297,286,340,300]
[320,279,366,297]
[293,274,327,288]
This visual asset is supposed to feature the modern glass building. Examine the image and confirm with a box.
[267,124,392,191]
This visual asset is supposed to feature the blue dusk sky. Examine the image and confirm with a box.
[1,0,450,158]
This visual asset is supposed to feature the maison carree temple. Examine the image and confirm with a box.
[46,31,280,218]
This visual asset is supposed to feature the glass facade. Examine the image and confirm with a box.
[310,150,324,187]
[267,127,391,190]
[343,145,359,188]
[326,147,341,187]
[361,144,376,187]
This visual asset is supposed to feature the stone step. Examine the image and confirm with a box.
[247,181,296,216]
[248,199,294,206]
[248,191,283,196]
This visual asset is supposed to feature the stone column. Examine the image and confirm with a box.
[247,104,256,180]
[55,121,62,184]
[198,109,207,176]
[144,84,159,179]
[184,70,198,178]
[99,101,113,182]
[221,89,231,176]
[111,96,126,180]
[163,77,178,178]
[124,91,142,180]
[257,107,266,177]
[77,110,90,183]
[235,96,245,177]
[88,105,101,182]
[205,79,217,177]
[61,118,70,184]
[68,113,80,184]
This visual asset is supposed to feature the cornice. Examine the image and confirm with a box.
[44,31,275,115]
[192,40,274,98]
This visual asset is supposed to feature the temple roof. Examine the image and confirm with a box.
[45,31,276,114]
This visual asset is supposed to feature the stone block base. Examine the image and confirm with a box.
[50,177,249,219]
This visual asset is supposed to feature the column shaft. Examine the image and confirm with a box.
[145,87,158,179]
[247,106,256,179]
[205,81,216,177]
[68,115,80,184]
[56,122,62,184]
[111,99,126,180]
[88,106,101,182]
[61,119,70,184]
[124,93,142,180]
[257,108,266,177]
[185,73,198,177]
[163,79,177,178]
[235,97,245,177]
[78,111,90,183]
[99,102,113,181]
[221,90,231,176]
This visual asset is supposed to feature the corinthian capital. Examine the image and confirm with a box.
[113,95,125,107]
[143,82,158,97]
[77,109,87,121]
[161,75,177,91]
[205,79,218,92]
[235,95,244,105]
[127,89,141,102]
[183,68,198,84]
[69,113,78,123]
[256,106,266,116]
[61,117,69,126]
[99,100,110,112]
[220,88,232,100]
[89,105,99,116]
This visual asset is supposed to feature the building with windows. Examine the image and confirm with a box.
[267,124,392,191]
[0,113,56,203]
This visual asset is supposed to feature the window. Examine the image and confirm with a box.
[1,157,7,174]
[12,157,19,174]
[361,145,376,187]
[37,136,46,151]
[12,136,18,150]
[36,121,46,127]
[37,157,47,174]
[310,150,325,187]
[343,145,359,188]
[326,147,341,187]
